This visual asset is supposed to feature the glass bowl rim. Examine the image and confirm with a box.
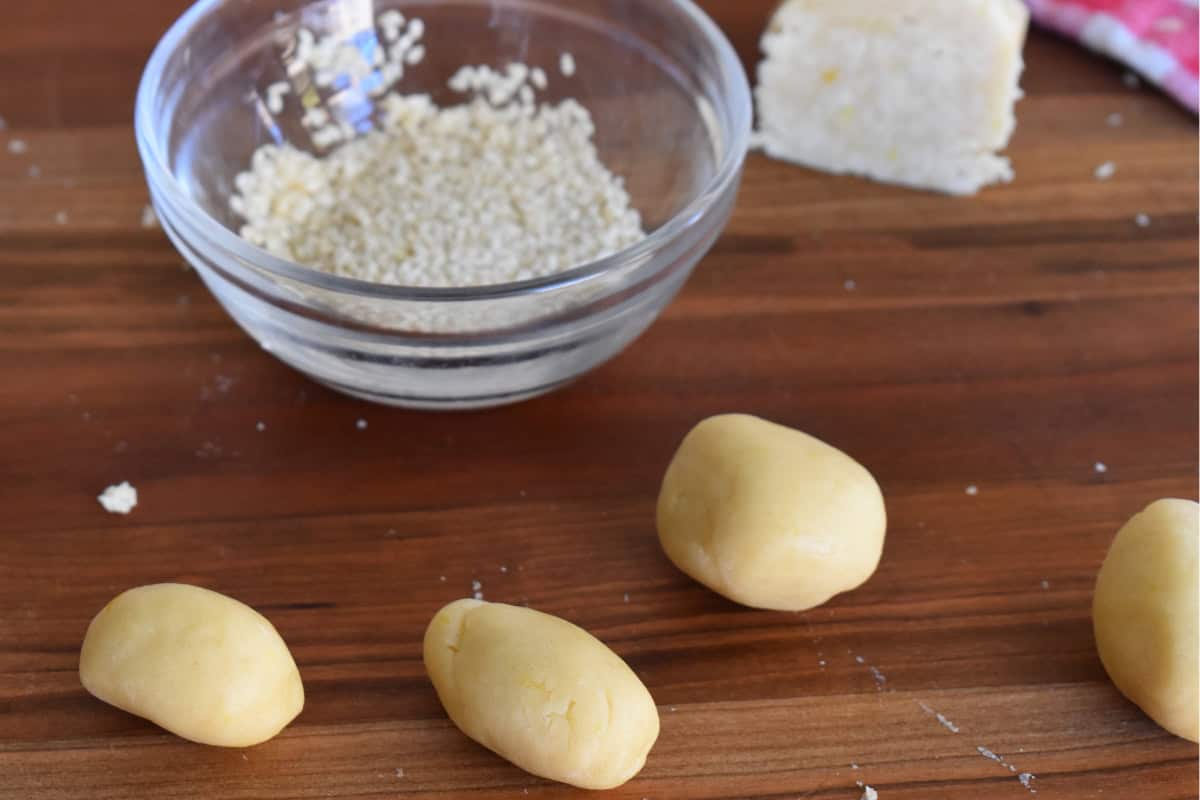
[135,0,752,303]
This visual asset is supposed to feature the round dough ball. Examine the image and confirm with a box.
[423,599,659,790]
[1093,499,1198,742]
[657,414,886,612]
[79,583,305,747]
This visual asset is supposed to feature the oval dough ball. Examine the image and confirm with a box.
[423,599,659,790]
[657,414,886,612]
[79,583,305,747]
[1093,499,1198,742]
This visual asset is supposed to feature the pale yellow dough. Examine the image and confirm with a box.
[79,583,305,747]
[1093,499,1198,742]
[423,599,659,790]
[656,414,886,612]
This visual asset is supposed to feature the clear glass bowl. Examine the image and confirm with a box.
[136,0,751,410]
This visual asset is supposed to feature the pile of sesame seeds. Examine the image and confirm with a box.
[231,12,645,289]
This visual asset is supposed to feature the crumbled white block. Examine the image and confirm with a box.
[98,482,138,515]
[755,0,1030,195]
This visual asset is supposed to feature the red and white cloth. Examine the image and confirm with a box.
[1026,0,1199,111]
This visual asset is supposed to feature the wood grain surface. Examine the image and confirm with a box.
[1,1,1197,798]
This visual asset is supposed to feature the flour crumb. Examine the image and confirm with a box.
[1094,461,1108,474]
[394,767,405,779]
[54,211,69,225]
[844,279,858,291]
[861,786,878,800]
[356,418,369,431]
[1094,161,1117,180]
[7,138,27,155]
[140,205,159,229]
[98,482,138,515]
[623,592,631,603]
[1040,579,1050,590]
[978,746,1002,762]
[917,701,960,733]
[868,665,887,688]
[439,575,447,582]
[27,164,40,178]
[850,762,859,770]
[472,579,484,600]
[1018,772,1036,792]
[965,485,979,496]
[1134,213,1151,228]
[1106,112,1124,127]
[560,51,576,77]
[499,565,509,574]
[256,421,267,432]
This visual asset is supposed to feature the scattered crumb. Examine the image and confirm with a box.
[500,565,508,574]
[917,701,960,733]
[1041,579,1050,590]
[851,762,859,770]
[98,482,138,515]
[668,705,677,712]
[439,575,447,582]
[1093,161,1117,180]
[196,441,223,459]
[176,294,191,307]
[472,579,483,600]
[54,211,69,225]
[114,440,129,453]
[560,52,576,77]
[1122,71,1141,89]
[394,767,405,779]
[1094,461,1108,474]
[861,787,878,800]
[1106,112,1123,127]
[1018,772,1036,792]
[965,485,979,496]
[1134,213,1151,228]
[256,421,267,432]
[356,418,369,430]
[215,375,235,393]
[818,659,827,668]
[140,205,159,229]
[27,164,40,178]
[844,279,858,291]
[241,753,248,761]
[977,746,1002,763]
[7,138,27,154]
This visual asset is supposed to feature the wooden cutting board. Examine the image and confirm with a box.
[1,1,1196,797]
